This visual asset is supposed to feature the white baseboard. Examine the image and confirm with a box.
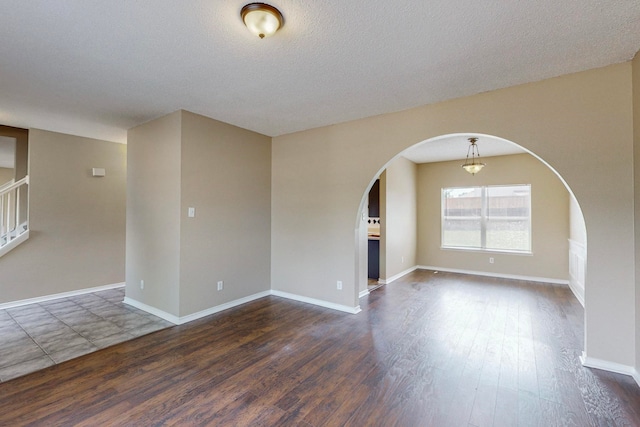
[633,369,640,388]
[359,289,370,298]
[123,297,180,324]
[0,282,125,310]
[379,265,418,285]
[127,289,362,326]
[179,291,271,324]
[124,290,272,325]
[417,265,569,285]
[580,352,637,379]
[271,290,361,314]
[567,280,585,307]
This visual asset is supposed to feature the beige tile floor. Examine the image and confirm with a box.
[0,288,173,382]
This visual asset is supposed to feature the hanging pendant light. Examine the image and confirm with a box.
[241,3,284,39]
[462,137,486,175]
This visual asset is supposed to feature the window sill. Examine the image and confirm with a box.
[440,246,533,256]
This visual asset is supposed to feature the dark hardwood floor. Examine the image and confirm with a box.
[1,270,639,426]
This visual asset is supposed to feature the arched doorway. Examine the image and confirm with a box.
[355,133,587,341]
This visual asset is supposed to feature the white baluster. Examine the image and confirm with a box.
[6,191,11,242]
[0,177,29,251]
[16,185,21,236]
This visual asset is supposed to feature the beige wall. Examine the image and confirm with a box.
[272,63,635,367]
[358,209,368,295]
[0,167,13,185]
[568,194,587,304]
[633,50,640,373]
[381,156,417,280]
[0,129,126,303]
[569,196,587,246]
[14,130,28,182]
[178,111,271,316]
[126,111,182,316]
[417,153,569,281]
[126,110,271,318]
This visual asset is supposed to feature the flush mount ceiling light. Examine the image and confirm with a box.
[241,3,284,39]
[462,137,486,175]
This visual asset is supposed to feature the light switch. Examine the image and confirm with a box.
[92,168,106,177]
[188,207,195,218]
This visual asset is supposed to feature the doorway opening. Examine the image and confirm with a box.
[356,133,586,312]
[366,179,382,291]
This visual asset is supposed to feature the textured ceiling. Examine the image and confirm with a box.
[402,134,525,164]
[0,1,638,144]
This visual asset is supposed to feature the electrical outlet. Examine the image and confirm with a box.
[140,280,144,290]
[489,257,494,264]
[217,281,224,291]
[337,280,343,290]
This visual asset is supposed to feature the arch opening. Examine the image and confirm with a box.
[354,132,587,334]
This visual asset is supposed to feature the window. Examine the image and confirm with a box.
[442,184,531,253]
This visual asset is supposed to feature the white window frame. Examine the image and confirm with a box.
[441,184,532,254]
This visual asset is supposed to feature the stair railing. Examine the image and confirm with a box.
[0,176,29,250]
[0,179,15,193]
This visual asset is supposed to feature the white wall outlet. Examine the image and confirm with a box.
[489,257,495,264]
[188,207,196,218]
[217,281,224,291]
[140,279,144,290]
[337,280,343,290]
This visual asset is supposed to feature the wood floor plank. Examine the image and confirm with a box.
[493,386,519,427]
[517,390,543,427]
[469,381,498,427]
[1,270,639,426]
